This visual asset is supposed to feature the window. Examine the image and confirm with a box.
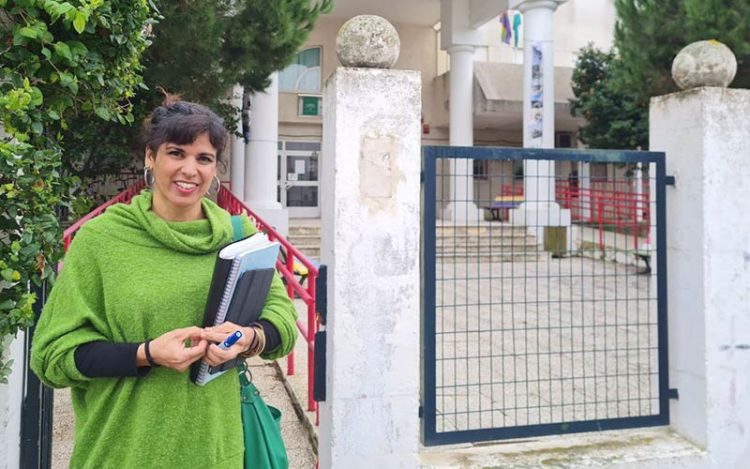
[473,160,489,180]
[279,47,321,92]
[555,131,576,148]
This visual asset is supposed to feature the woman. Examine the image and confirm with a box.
[31,100,297,468]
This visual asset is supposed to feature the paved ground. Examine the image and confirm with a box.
[431,248,659,434]
[52,355,317,468]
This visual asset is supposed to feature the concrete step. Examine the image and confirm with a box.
[288,239,321,249]
[435,236,538,247]
[436,232,532,240]
[435,225,529,237]
[437,247,540,257]
[288,233,321,241]
[287,223,321,262]
[289,226,321,236]
[436,253,541,263]
[437,245,540,254]
[291,247,320,260]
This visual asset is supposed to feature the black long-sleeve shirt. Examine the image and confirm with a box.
[74,320,281,377]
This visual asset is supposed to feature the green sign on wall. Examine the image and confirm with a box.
[300,96,320,116]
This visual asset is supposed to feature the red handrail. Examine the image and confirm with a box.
[554,179,650,250]
[62,182,320,417]
[217,187,319,416]
[63,180,146,251]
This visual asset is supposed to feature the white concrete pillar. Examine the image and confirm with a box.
[447,45,481,221]
[229,84,245,199]
[651,87,750,467]
[579,161,591,221]
[245,73,288,236]
[0,333,25,469]
[509,0,570,234]
[319,68,421,468]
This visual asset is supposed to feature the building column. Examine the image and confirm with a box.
[510,0,570,235]
[245,72,289,236]
[447,45,481,222]
[229,84,245,199]
[579,161,591,221]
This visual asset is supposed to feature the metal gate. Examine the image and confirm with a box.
[421,146,670,446]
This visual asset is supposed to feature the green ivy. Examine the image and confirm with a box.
[0,0,154,382]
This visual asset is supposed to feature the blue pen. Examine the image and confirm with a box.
[218,330,243,350]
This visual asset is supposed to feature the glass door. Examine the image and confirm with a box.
[278,141,320,218]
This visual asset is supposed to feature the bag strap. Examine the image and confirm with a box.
[230,215,244,242]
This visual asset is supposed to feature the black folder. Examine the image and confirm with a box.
[189,233,280,385]
[206,268,275,374]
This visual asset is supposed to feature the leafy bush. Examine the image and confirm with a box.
[0,0,152,382]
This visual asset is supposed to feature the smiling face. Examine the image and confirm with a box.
[144,133,218,222]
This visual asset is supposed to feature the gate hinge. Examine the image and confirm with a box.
[420,171,424,183]
[668,388,679,400]
[313,331,327,402]
[316,264,328,326]
[418,405,423,418]
[665,175,676,186]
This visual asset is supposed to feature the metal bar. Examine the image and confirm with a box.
[424,145,664,164]
[307,270,318,412]
[655,152,671,422]
[20,282,52,469]
[421,148,438,445]
[423,414,669,446]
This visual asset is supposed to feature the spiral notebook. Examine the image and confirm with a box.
[190,232,280,385]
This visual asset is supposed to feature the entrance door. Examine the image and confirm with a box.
[278,140,320,218]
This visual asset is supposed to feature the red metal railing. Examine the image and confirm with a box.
[555,179,650,250]
[217,186,320,415]
[494,180,650,251]
[62,182,320,416]
[63,180,146,250]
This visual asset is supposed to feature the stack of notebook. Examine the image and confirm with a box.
[190,232,280,385]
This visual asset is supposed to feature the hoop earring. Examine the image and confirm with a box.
[207,175,221,196]
[143,167,155,188]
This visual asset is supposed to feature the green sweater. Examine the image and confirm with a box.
[30,192,297,468]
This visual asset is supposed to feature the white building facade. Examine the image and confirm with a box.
[230,0,617,221]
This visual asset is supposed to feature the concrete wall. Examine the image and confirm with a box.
[319,67,421,468]
[651,87,750,467]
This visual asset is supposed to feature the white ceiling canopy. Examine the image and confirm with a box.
[327,0,441,26]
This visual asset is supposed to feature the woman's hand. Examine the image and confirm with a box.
[200,322,256,367]
[138,326,209,372]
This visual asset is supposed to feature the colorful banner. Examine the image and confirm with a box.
[529,42,543,147]
[500,12,512,45]
[513,12,522,49]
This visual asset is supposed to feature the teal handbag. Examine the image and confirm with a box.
[230,216,289,469]
[239,363,289,469]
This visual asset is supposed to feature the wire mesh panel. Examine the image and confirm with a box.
[421,146,668,445]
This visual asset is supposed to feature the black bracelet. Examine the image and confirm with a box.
[144,340,159,367]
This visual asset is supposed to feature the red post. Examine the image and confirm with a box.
[307,273,317,412]
[598,196,604,251]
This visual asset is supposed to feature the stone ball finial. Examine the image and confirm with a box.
[671,40,737,90]
[336,15,400,69]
